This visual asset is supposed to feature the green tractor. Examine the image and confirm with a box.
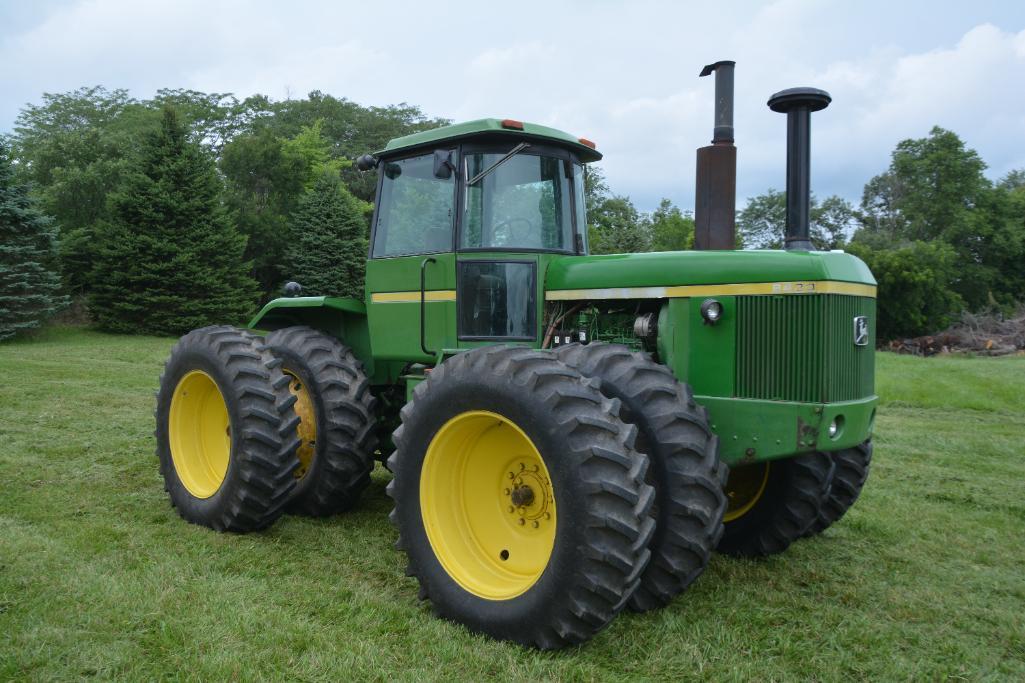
[155,62,876,648]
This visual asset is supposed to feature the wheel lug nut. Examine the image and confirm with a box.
[508,472,515,479]
[520,463,525,470]
[532,521,539,528]
[508,506,514,513]
[504,488,510,495]
[518,518,525,525]
[544,512,551,520]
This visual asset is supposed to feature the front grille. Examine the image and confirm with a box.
[735,294,875,403]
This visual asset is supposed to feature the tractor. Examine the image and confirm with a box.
[155,61,876,649]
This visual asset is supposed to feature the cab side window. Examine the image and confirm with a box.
[372,153,455,257]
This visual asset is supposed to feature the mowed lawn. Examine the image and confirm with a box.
[1,328,1023,681]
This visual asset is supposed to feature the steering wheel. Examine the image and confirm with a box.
[492,216,538,246]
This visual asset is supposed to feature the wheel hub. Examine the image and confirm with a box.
[510,485,534,508]
[504,464,554,530]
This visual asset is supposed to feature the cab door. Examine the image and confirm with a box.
[365,150,457,363]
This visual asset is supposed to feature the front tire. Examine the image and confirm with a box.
[554,343,726,612]
[807,440,872,535]
[387,346,655,649]
[155,326,300,532]
[717,452,834,557]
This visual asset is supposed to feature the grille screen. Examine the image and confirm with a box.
[735,295,875,403]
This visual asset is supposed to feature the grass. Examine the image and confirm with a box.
[1,327,1023,681]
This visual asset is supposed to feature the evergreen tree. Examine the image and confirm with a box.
[0,142,66,340]
[282,172,368,299]
[89,106,258,335]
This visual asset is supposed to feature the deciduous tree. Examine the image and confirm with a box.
[648,198,695,252]
[847,241,962,340]
[737,189,854,249]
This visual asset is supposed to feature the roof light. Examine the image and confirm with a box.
[578,137,597,149]
[501,119,524,130]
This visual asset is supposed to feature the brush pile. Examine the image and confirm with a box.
[888,310,1025,356]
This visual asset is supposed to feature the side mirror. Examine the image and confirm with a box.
[355,154,378,172]
[433,149,455,179]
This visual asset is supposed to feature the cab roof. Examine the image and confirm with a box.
[376,118,602,163]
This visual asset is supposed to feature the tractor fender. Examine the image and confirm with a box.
[248,296,374,376]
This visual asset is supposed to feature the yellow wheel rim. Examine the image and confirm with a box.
[285,370,317,480]
[168,370,231,499]
[724,462,770,522]
[420,410,557,600]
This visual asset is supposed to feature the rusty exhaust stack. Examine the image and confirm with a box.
[768,87,831,251]
[693,60,737,250]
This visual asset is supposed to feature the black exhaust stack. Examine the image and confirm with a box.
[693,60,736,250]
[767,87,831,251]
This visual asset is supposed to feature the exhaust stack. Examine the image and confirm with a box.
[693,60,737,250]
[767,87,831,251]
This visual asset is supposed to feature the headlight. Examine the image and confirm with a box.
[828,415,844,439]
[700,298,723,325]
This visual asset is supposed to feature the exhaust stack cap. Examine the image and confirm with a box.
[700,60,736,144]
[768,87,831,114]
[767,87,831,252]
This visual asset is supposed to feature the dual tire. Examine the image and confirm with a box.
[388,343,726,648]
[718,441,873,556]
[388,346,656,649]
[156,326,375,531]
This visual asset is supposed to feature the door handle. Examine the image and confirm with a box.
[420,256,437,357]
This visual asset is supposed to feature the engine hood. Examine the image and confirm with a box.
[545,249,875,294]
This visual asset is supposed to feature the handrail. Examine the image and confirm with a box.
[420,256,437,356]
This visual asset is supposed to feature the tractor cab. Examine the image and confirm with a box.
[361,119,600,367]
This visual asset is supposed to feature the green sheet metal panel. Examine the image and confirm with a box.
[545,249,875,291]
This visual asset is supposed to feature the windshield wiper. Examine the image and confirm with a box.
[467,142,531,185]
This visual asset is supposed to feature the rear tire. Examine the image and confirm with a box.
[717,452,834,557]
[388,346,655,649]
[554,343,726,612]
[806,440,872,535]
[264,326,376,516]
[155,326,300,532]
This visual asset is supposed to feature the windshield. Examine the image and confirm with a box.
[461,153,573,251]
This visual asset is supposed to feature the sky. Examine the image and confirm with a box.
[2,0,1024,212]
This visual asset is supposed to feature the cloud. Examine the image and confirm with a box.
[2,1,1024,211]
[468,43,557,75]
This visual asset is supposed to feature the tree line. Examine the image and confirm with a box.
[735,127,1025,339]
[1,85,1022,341]
[0,85,695,339]
[1,87,447,337]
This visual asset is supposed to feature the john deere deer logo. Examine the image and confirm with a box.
[853,316,869,346]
